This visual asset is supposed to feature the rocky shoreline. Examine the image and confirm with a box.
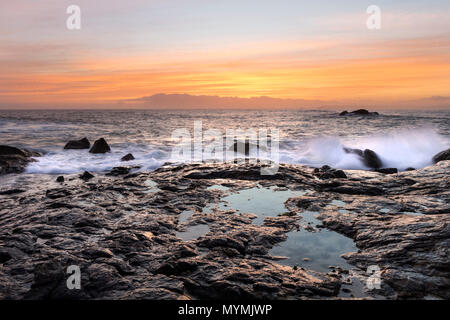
[0,156,449,300]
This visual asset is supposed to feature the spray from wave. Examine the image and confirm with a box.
[25,128,447,174]
[280,128,448,171]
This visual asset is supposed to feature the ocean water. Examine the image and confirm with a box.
[0,109,449,174]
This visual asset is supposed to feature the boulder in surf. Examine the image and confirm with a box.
[89,138,111,154]
[64,137,90,150]
[432,148,450,164]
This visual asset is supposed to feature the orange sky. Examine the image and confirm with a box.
[1,1,450,109]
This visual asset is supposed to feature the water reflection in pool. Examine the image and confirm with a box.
[269,211,357,273]
[203,185,307,225]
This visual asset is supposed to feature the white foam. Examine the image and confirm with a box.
[26,148,170,174]
[281,128,447,170]
[25,128,448,174]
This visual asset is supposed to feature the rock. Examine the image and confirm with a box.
[64,138,90,150]
[46,188,71,199]
[432,148,450,163]
[363,149,382,169]
[89,138,111,154]
[343,147,363,157]
[0,145,40,175]
[0,160,448,300]
[405,167,416,171]
[107,167,131,176]
[339,109,379,116]
[79,171,94,181]
[343,147,383,169]
[228,140,266,156]
[0,189,26,195]
[56,176,65,183]
[313,165,347,179]
[121,153,135,161]
[375,168,398,174]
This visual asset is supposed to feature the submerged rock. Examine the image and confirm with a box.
[432,148,450,164]
[89,138,111,154]
[64,138,90,150]
[0,145,40,175]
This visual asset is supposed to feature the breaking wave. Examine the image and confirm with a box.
[281,128,448,170]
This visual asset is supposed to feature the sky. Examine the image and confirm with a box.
[1,0,450,109]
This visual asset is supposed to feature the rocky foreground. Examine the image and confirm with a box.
[0,160,449,300]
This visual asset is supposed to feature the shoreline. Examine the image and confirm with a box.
[1,160,449,300]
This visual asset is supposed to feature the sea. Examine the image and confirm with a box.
[0,109,449,175]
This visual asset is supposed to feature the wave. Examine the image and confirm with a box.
[25,128,448,174]
[281,128,448,170]
[25,148,170,174]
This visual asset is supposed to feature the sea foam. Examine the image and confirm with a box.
[283,128,448,170]
[25,128,447,174]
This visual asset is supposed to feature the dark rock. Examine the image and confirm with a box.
[375,168,398,174]
[432,148,450,164]
[89,138,111,154]
[363,149,382,169]
[0,145,30,157]
[313,165,347,180]
[0,145,40,175]
[0,250,12,263]
[0,189,26,195]
[339,109,379,116]
[107,167,131,176]
[156,260,199,276]
[343,147,383,169]
[121,153,135,162]
[64,138,90,150]
[343,147,363,157]
[228,140,265,156]
[405,167,416,171]
[351,109,370,115]
[46,188,71,199]
[56,176,65,183]
[79,171,94,181]
[197,236,246,253]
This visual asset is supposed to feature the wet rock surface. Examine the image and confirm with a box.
[433,148,450,164]
[0,145,40,175]
[64,138,90,150]
[89,138,111,154]
[121,153,135,162]
[343,147,383,169]
[0,160,448,300]
[339,109,379,116]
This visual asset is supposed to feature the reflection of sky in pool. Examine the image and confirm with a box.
[269,211,357,273]
[179,184,366,296]
[203,185,307,225]
[202,185,357,273]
